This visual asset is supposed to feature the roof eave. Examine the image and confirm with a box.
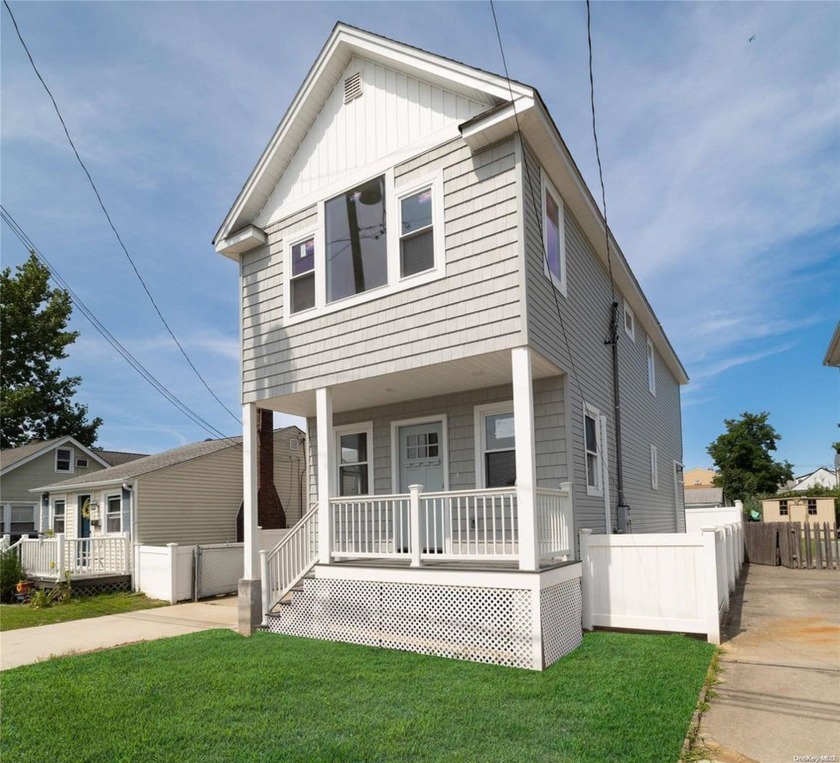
[823,321,840,367]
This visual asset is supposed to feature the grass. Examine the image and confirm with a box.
[0,592,167,631]
[0,629,714,763]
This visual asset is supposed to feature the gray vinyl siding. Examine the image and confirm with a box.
[135,435,304,546]
[1,449,106,504]
[522,141,683,534]
[306,379,567,503]
[240,137,524,402]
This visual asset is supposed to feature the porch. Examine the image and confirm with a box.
[6,533,131,582]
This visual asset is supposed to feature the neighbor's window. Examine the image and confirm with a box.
[779,500,789,516]
[55,448,72,472]
[646,338,656,395]
[542,176,566,294]
[106,495,122,533]
[399,187,435,278]
[807,499,817,516]
[53,500,66,534]
[584,406,603,496]
[623,300,635,341]
[76,458,89,468]
[289,236,316,314]
[10,504,36,536]
[650,445,659,490]
[476,404,516,488]
[325,175,387,303]
[337,429,371,496]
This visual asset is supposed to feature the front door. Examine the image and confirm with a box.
[397,421,445,553]
[77,494,91,567]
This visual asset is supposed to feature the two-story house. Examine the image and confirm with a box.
[214,24,688,670]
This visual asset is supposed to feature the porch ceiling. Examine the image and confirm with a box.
[258,348,562,417]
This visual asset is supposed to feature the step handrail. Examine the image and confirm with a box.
[260,504,319,620]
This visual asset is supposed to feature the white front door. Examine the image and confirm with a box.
[396,420,445,553]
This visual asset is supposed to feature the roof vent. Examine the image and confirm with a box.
[344,72,362,104]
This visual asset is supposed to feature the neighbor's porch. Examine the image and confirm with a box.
[6,533,132,583]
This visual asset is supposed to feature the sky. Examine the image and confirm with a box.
[1,1,838,476]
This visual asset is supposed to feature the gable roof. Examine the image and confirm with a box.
[213,22,688,385]
[96,450,149,467]
[0,437,112,476]
[32,426,304,493]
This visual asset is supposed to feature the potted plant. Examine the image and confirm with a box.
[15,579,31,595]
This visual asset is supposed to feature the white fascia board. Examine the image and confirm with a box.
[460,98,535,151]
[30,477,126,494]
[823,321,840,367]
[213,24,520,247]
[215,225,268,259]
[1,437,111,478]
[524,102,689,385]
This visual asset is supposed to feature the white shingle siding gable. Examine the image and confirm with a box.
[241,137,525,402]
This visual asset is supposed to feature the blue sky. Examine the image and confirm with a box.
[2,2,838,475]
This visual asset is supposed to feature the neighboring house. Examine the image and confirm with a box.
[783,467,838,493]
[823,320,840,367]
[684,487,724,508]
[213,24,689,669]
[762,496,835,525]
[0,437,146,542]
[683,467,717,491]
[33,424,305,547]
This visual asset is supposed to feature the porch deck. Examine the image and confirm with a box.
[8,534,132,582]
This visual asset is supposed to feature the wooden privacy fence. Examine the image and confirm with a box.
[745,522,839,570]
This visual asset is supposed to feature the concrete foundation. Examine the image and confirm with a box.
[237,578,262,636]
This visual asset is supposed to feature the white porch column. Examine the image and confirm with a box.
[316,387,333,565]
[242,402,260,579]
[512,347,539,571]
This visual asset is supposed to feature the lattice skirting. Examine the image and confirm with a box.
[540,579,583,668]
[267,576,582,670]
[34,576,132,597]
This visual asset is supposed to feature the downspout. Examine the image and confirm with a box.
[608,301,631,532]
[123,481,136,589]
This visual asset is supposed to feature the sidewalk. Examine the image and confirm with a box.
[0,597,238,671]
[698,564,840,763]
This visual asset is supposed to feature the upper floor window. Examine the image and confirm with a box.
[646,338,656,396]
[650,445,659,490]
[623,300,635,341]
[76,458,89,468]
[542,173,566,296]
[289,236,316,314]
[326,175,387,303]
[399,187,434,278]
[55,448,73,473]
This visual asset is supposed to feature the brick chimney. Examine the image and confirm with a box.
[258,409,286,529]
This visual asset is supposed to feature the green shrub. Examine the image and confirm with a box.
[0,550,25,604]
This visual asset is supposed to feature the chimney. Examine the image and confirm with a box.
[257,409,286,529]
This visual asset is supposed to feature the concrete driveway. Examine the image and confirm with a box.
[699,564,840,763]
[0,597,238,671]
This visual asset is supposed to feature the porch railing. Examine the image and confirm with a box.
[331,495,411,559]
[15,534,131,579]
[536,486,573,560]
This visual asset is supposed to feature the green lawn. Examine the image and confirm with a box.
[0,629,713,763]
[0,592,167,631]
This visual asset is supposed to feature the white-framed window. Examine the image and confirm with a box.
[779,499,789,516]
[283,168,445,323]
[334,423,374,497]
[583,404,603,497]
[7,503,37,536]
[650,445,659,490]
[287,233,316,315]
[623,299,635,341]
[541,171,567,296]
[474,402,516,489]
[106,494,122,533]
[646,337,656,395]
[55,447,73,473]
[75,458,89,468]
[53,499,66,534]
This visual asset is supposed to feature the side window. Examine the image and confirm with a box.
[55,448,73,473]
[650,445,659,490]
[335,425,373,497]
[584,405,603,497]
[623,300,635,341]
[289,236,316,314]
[106,495,122,533]
[53,500,66,534]
[398,187,435,278]
[474,403,516,488]
[646,338,656,396]
[542,174,566,295]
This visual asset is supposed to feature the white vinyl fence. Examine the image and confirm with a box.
[580,522,744,644]
[685,502,743,534]
[135,544,195,604]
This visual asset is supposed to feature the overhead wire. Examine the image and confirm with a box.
[1,206,243,449]
[2,0,241,426]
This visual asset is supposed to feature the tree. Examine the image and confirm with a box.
[0,252,102,449]
[707,411,793,503]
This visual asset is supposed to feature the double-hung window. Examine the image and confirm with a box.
[398,185,435,278]
[106,495,122,533]
[646,338,656,395]
[289,236,316,314]
[584,404,603,496]
[336,424,373,497]
[55,448,73,473]
[475,403,516,488]
[542,173,566,295]
[53,500,66,534]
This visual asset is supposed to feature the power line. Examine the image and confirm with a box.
[2,0,241,426]
[1,206,242,449]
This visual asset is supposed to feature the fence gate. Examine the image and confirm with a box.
[194,542,243,600]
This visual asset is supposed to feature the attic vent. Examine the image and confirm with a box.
[344,72,362,104]
[290,438,299,451]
